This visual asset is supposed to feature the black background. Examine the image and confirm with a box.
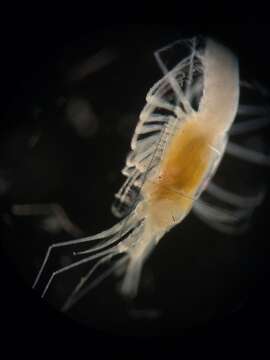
[1,5,270,355]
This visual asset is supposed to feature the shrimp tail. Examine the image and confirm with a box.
[57,208,164,310]
[119,219,164,298]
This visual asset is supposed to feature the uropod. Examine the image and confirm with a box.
[33,37,241,311]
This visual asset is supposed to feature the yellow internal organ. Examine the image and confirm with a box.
[150,117,216,208]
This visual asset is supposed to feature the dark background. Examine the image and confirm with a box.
[1,8,270,353]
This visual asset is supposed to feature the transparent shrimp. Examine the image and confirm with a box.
[32,37,240,311]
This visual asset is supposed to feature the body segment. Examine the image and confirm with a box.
[139,39,239,231]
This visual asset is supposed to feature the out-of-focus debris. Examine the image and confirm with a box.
[29,132,42,148]
[32,106,42,120]
[68,48,117,82]
[0,174,10,195]
[56,96,67,108]
[11,203,83,237]
[60,255,73,267]
[1,213,12,225]
[66,98,99,138]
[128,308,162,320]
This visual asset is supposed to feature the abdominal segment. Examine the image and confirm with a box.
[144,114,221,228]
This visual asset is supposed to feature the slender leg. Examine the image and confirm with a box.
[153,40,194,114]
[61,255,129,312]
[236,104,269,116]
[73,218,137,256]
[205,182,266,208]
[230,116,270,135]
[226,141,270,166]
[193,205,251,235]
[62,253,115,311]
[41,247,119,298]
[32,213,135,289]
[199,81,270,234]
[194,198,254,224]
[62,223,146,310]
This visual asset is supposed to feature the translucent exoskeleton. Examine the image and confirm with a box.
[33,36,241,311]
[193,79,270,234]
